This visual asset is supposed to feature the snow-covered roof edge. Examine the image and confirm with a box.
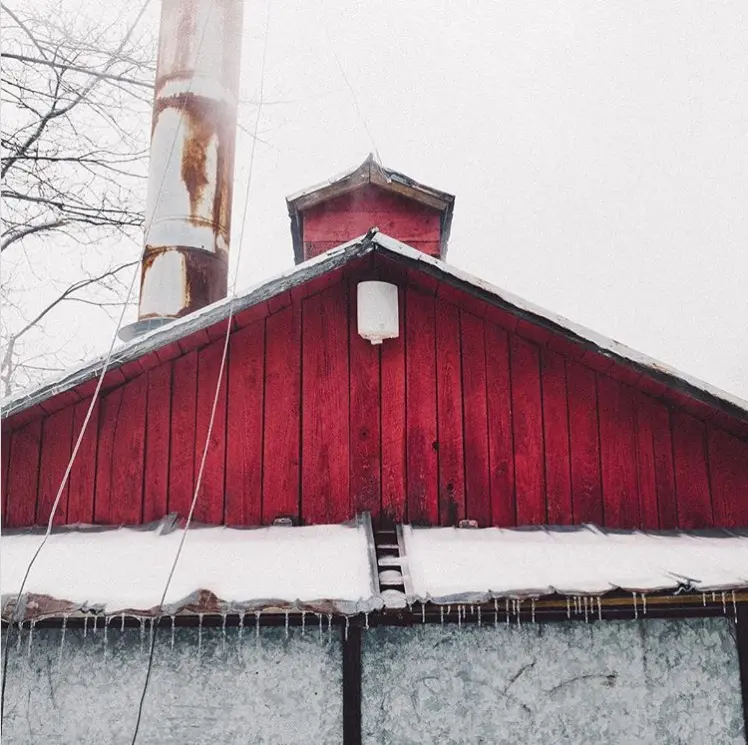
[3,230,747,422]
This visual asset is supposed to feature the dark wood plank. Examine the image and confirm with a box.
[263,305,301,524]
[435,301,464,525]
[5,420,42,528]
[68,398,100,524]
[671,410,713,528]
[143,362,172,524]
[650,400,677,529]
[461,310,491,526]
[633,393,660,530]
[193,338,228,524]
[566,361,603,524]
[485,322,515,526]
[94,376,147,525]
[597,375,639,529]
[342,623,362,745]
[707,427,748,527]
[36,407,74,526]
[405,287,438,525]
[380,284,407,523]
[510,335,545,525]
[168,351,198,519]
[226,320,265,526]
[301,283,350,524]
[540,349,572,525]
[349,283,381,517]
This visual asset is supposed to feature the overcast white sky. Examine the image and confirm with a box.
[7,0,748,401]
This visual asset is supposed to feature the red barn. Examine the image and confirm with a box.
[3,155,748,743]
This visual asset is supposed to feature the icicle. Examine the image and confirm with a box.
[171,615,176,650]
[477,606,482,627]
[457,606,462,630]
[302,611,307,635]
[16,621,23,652]
[364,612,369,630]
[284,611,290,638]
[517,600,522,628]
[327,614,333,638]
[711,591,716,603]
[27,620,35,658]
[255,611,261,639]
[58,615,68,663]
[421,602,426,624]
[318,612,323,636]
[446,605,451,619]
[221,613,228,649]
[92,615,97,634]
[597,597,602,621]
[642,594,647,616]
[583,597,589,623]
[344,616,350,641]
[148,618,154,649]
[440,606,444,625]
[139,617,145,651]
[721,592,727,615]
[121,613,126,631]
[505,598,510,626]
[494,599,498,628]
[197,614,204,658]
[238,612,245,642]
[469,604,474,617]
[632,593,639,620]
[83,615,89,639]
[104,616,109,653]
[731,591,738,617]
[702,592,707,606]
[566,597,571,619]
[531,599,536,624]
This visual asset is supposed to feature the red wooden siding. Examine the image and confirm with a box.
[301,185,442,260]
[4,263,748,532]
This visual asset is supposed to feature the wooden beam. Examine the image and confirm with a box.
[342,622,362,745]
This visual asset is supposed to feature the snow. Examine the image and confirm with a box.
[1,520,381,619]
[401,525,748,602]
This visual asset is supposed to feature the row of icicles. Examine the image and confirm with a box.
[7,590,740,660]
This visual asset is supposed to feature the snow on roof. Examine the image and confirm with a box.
[3,231,747,421]
[399,524,748,604]
[1,516,382,622]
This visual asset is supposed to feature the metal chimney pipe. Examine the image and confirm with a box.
[120,0,243,340]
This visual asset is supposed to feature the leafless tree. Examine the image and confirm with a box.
[0,1,156,394]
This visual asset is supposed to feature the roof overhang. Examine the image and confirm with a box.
[2,231,747,430]
[286,154,455,262]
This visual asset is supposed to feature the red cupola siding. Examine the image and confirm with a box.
[286,154,454,263]
[2,162,748,533]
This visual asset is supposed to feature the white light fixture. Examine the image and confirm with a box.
[357,281,399,345]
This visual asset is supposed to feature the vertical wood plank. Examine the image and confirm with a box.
[707,427,748,527]
[671,411,713,528]
[5,420,42,528]
[597,375,640,529]
[143,363,172,524]
[566,361,603,524]
[94,377,147,524]
[349,283,381,517]
[263,305,301,524]
[169,351,198,519]
[68,398,100,524]
[510,335,545,525]
[540,349,572,525]
[650,400,677,529]
[633,393,660,530]
[380,285,406,523]
[194,339,228,524]
[461,310,490,526]
[36,407,74,526]
[405,287,438,525]
[226,320,265,526]
[302,283,350,524]
[1,425,10,519]
[485,322,515,526]
[435,301,464,525]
